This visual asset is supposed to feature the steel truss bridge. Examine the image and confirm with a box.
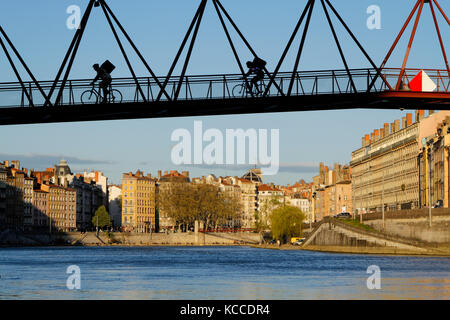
[0,0,449,126]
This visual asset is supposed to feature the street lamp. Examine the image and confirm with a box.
[311,192,317,230]
[428,145,433,228]
[382,162,385,229]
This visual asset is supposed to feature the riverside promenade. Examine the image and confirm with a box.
[0,229,261,247]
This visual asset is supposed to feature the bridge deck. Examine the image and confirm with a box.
[0,68,448,125]
[0,91,449,126]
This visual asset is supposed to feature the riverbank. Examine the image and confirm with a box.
[0,230,261,247]
[250,243,450,257]
[2,230,449,257]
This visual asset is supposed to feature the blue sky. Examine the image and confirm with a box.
[0,0,449,185]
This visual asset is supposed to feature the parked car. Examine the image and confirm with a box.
[433,200,443,208]
[335,212,352,219]
[293,238,305,245]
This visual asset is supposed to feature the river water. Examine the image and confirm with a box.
[0,246,448,300]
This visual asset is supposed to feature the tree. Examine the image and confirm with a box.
[256,194,283,232]
[270,205,305,243]
[92,205,112,229]
[158,183,241,231]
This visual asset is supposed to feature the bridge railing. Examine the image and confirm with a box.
[0,68,447,108]
[382,68,450,93]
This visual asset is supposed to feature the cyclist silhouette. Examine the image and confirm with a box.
[244,59,265,94]
[90,63,112,104]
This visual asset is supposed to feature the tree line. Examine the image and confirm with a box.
[158,183,241,231]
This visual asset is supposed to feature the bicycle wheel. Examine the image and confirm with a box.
[232,84,247,98]
[81,90,99,104]
[109,89,123,103]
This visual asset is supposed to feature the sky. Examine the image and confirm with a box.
[0,0,449,185]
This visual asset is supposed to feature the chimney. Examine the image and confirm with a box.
[182,171,189,178]
[5,160,9,167]
[406,113,413,127]
[395,120,401,132]
[374,129,380,141]
[402,117,407,129]
[365,134,370,145]
[416,110,425,122]
[158,170,162,179]
[164,171,168,176]
[384,123,390,136]
[380,128,385,139]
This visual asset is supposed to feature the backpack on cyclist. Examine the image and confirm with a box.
[101,60,116,74]
[253,57,267,69]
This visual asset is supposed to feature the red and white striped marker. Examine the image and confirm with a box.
[408,70,437,92]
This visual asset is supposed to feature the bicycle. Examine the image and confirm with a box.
[232,78,267,98]
[80,83,123,104]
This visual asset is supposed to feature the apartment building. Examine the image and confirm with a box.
[257,184,284,227]
[108,185,122,228]
[84,170,108,206]
[122,171,157,232]
[418,114,450,208]
[51,159,105,230]
[0,164,7,228]
[351,110,450,214]
[312,162,352,221]
[40,184,77,232]
[235,178,258,229]
[287,194,312,223]
[33,189,49,230]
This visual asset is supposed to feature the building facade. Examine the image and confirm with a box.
[50,159,105,230]
[108,185,122,229]
[287,195,312,223]
[351,110,450,215]
[257,184,284,227]
[33,189,49,230]
[40,184,77,232]
[312,162,352,221]
[235,178,258,229]
[122,171,157,233]
[418,114,450,208]
[84,171,108,206]
[0,164,7,229]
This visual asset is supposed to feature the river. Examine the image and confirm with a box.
[0,246,448,299]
